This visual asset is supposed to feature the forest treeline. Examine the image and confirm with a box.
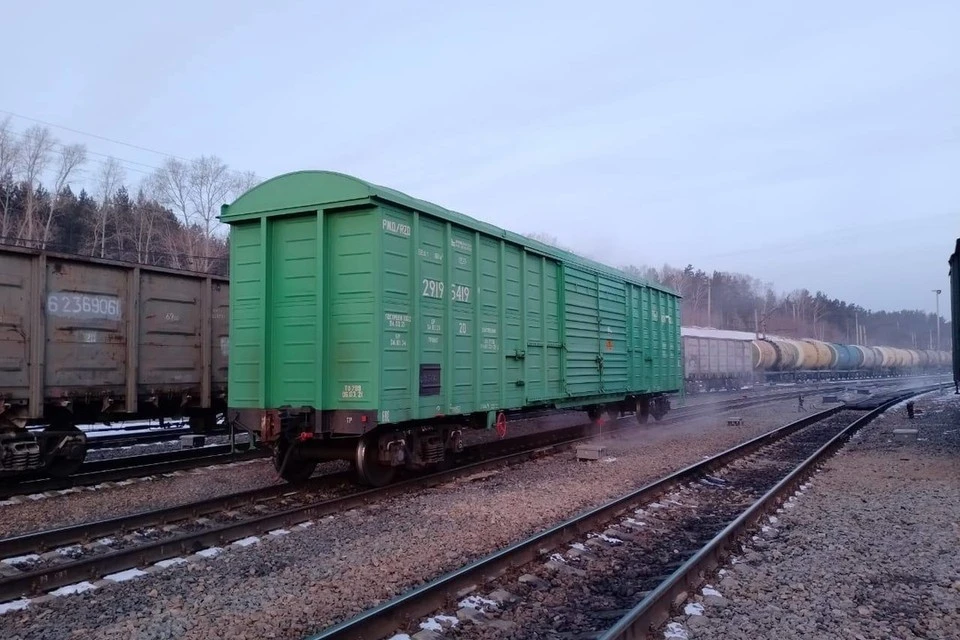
[528,233,952,351]
[0,119,254,276]
[0,119,949,351]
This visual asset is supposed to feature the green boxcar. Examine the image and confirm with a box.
[221,171,682,485]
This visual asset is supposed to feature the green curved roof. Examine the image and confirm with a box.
[221,170,675,295]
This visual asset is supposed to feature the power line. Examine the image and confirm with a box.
[0,109,260,182]
[0,109,188,161]
[5,128,158,177]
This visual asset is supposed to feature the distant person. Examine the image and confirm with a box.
[798,394,805,412]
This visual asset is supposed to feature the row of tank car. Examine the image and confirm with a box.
[683,327,950,392]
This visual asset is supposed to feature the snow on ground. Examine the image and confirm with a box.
[104,568,147,583]
[50,582,97,597]
[459,595,499,611]
[0,599,30,615]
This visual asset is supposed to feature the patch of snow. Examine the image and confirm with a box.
[549,553,567,564]
[232,536,260,547]
[268,529,290,536]
[0,498,22,507]
[196,547,223,558]
[96,538,115,546]
[664,622,689,639]
[602,456,617,463]
[588,533,623,544]
[27,494,47,501]
[2,554,40,566]
[768,516,779,524]
[459,595,499,611]
[702,586,722,597]
[56,546,81,556]
[684,602,705,616]
[718,568,727,576]
[50,582,97,597]
[104,568,147,582]
[761,526,773,533]
[297,521,315,529]
[388,635,412,640]
[624,518,646,527]
[0,598,31,614]
[420,619,443,632]
[434,614,459,627]
[154,557,187,568]
[570,542,587,551]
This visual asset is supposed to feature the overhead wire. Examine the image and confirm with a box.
[0,109,260,182]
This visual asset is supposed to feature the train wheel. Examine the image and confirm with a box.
[272,439,317,483]
[586,406,603,421]
[635,398,650,425]
[355,436,396,487]
[44,423,87,479]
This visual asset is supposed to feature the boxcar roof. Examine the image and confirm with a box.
[220,170,677,296]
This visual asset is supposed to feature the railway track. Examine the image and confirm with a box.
[300,384,941,640]
[0,378,908,501]
[0,414,639,603]
[0,444,264,501]
[0,381,854,501]
[0,380,885,604]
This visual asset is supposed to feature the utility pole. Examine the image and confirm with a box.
[707,282,712,328]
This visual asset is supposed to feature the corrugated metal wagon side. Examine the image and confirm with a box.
[221,170,682,486]
[0,245,228,478]
[682,335,752,391]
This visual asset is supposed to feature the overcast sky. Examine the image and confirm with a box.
[4,1,958,314]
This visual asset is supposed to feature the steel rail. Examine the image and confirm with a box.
[598,384,941,640]
[0,386,812,500]
[0,382,865,601]
[300,405,846,640]
[0,417,614,560]
[0,447,265,500]
[0,424,609,602]
[301,382,940,640]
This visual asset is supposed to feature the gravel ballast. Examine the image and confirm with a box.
[0,397,824,640]
[0,389,826,538]
[668,390,960,640]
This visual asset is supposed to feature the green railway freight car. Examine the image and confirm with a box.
[220,171,682,485]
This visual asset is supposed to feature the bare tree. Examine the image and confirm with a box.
[150,155,246,272]
[0,117,21,240]
[234,170,259,195]
[16,126,56,245]
[40,144,86,249]
[91,158,125,257]
[189,156,234,270]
